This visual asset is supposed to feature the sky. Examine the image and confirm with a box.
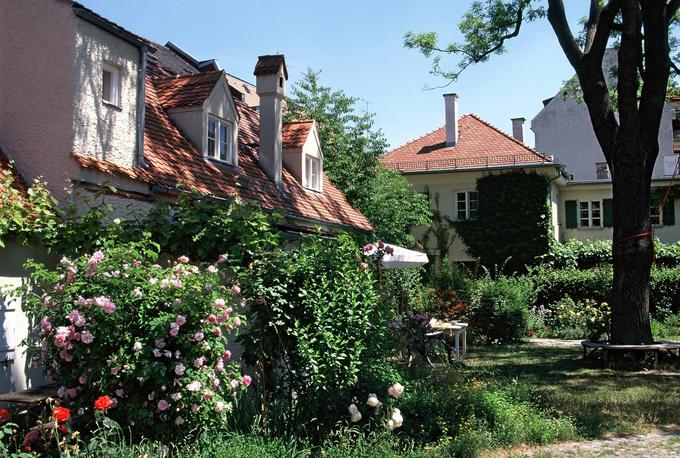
[80,0,588,149]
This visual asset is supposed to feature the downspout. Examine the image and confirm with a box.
[136,45,148,167]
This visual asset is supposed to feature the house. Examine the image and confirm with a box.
[531,49,679,244]
[381,94,564,261]
[0,0,371,393]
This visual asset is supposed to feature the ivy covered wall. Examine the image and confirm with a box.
[455,172,553,272]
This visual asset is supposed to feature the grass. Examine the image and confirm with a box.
[464,341,680,439]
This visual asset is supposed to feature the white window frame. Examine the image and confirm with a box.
[454,191,477,221]
[305,155,321,191]
[650,204,663,227]
[207,116,234,165]
[579,200,602,228]
[102,62,121,106]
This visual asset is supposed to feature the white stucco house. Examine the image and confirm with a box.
[0,0,371,394]
[531,49,679,244]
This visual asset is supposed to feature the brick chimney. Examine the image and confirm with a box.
[511,117,525,143]
[443,93,459,146]
[254,55,288,185]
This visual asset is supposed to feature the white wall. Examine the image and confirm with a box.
[532,95,674,182]
[72,18,140,167]
[0,242,54,394]
[0,0,79,201]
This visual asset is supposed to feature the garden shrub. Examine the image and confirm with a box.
[467,275,535,344]
[238,234,383,439]
[650,267,680,317]
[547,298,611,340]
[541,239,680,269]
[18,239,250,441]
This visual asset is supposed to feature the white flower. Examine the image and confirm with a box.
[175,416,184,425]
[350,411,362,423]
[366,393,380,408]
[389,408,403,429]
[388,382,404,398]
[348,403,358,415]
[132,342,143,352]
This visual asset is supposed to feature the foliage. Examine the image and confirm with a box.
[238,234,382,438]
[467,274,535,344]
[541,238,680,269]
[0,165,59,248]
[527,305,550,338]
[651,313,680,341]
[398,375,576,451]
[381,268,426,316]
[420,190,455,261]
[284,69,430,245]
[547,297,611,340]
[454,172,553,273]
[650,267,680,318]
[16,239,250,440]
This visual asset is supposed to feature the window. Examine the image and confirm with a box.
[102,63,120,106]
[207,117,234,164]
[579,200,602,228]
[595,162,609,180]
[455,191,477,221]
[305,156,321,191]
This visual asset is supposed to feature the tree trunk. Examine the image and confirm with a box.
[610,140,655,345]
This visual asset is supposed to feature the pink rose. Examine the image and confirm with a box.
[218,254,228,263]
[178,255,189,264]
[230,379,239,390]
[234,317,242,327]
[79,375,87,385]
[232,284,241,295]
[202,389,213,399]
[223,350,232,360]
[193,332,204,342]
[186,381,201,392]
[215,401,224,412]
[207,314,217,323]
[241,375,252,387]
[193,356,205,368]
[176,316,187,326]
[214,298,225,309]
[174,364,186,376]
[157,400,169,411]
[80,331,94,344]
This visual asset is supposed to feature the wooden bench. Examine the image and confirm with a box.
[581,340,680,367]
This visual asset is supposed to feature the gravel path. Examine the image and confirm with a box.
[504,425,680,458]
[527,338,582,348]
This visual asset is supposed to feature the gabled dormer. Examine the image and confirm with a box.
[156,71,239,167]
[282,120,324,192]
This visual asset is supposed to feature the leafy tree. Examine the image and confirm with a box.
[405,1,680,344]
[285,69,431,245]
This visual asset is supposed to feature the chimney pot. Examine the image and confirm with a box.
[443,93,459,147]
[511,117,525,143]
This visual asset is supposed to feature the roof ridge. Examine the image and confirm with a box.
[465,113,551,161]
[385,125,445,156]
[284,119,315,124]
[156,70,223,82]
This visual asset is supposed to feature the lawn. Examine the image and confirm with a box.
[465,340,680,439]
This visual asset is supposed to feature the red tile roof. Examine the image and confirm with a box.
[155,71,224,108]
[282,120,314,149]
[381,114,552,173]
[74,49,371,232]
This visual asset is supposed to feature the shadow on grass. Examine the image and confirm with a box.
[465,342,680,439]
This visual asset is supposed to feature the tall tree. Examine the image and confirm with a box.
[405,1,680,344]
[285,69,431,245]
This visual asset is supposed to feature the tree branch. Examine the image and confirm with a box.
[585,0,622,63]
[547,0,584,70]
[668,0,680,21]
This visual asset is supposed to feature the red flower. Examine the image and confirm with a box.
[0,408,10,424]
[22,429,39,448]
[94,395,113,411]
[52,406,70,423]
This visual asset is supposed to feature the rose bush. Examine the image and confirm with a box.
[19,239,250,440]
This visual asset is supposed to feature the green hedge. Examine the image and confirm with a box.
[530,266,680,317]
[541,239,680,269]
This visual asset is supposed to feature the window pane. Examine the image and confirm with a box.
[456,192,467,220]
[651,205,661,225]
[219,124,228,161]
[102,70,112,102]
[468,192,478,219]
[208,120,216,158]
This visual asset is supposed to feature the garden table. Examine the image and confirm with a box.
[430,320,468,360]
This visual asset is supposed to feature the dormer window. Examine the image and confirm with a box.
[102,62,121,106]
[207,116,234,164]
[305,155,321,191]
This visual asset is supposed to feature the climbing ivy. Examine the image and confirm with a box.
[454,172,554,273]
[420,187,456,262]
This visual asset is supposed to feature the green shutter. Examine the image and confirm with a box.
[663,199,675,226]
[603,199,614,227]
[565,200,578,229]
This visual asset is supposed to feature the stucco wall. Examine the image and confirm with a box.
[72,18,140,167]
[532,90,674,182]
[556,183,680,244]
[0,242,55,394]
[0,0,79,201]
[403,165,560,262]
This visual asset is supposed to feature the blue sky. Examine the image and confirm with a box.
[81,0,587,149]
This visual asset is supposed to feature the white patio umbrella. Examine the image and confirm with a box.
[365,244,429,269]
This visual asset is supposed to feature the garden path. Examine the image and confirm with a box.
[503,425,680,457]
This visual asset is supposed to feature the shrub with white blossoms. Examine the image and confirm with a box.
[347,382,406,431]
[19,239,251,439]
